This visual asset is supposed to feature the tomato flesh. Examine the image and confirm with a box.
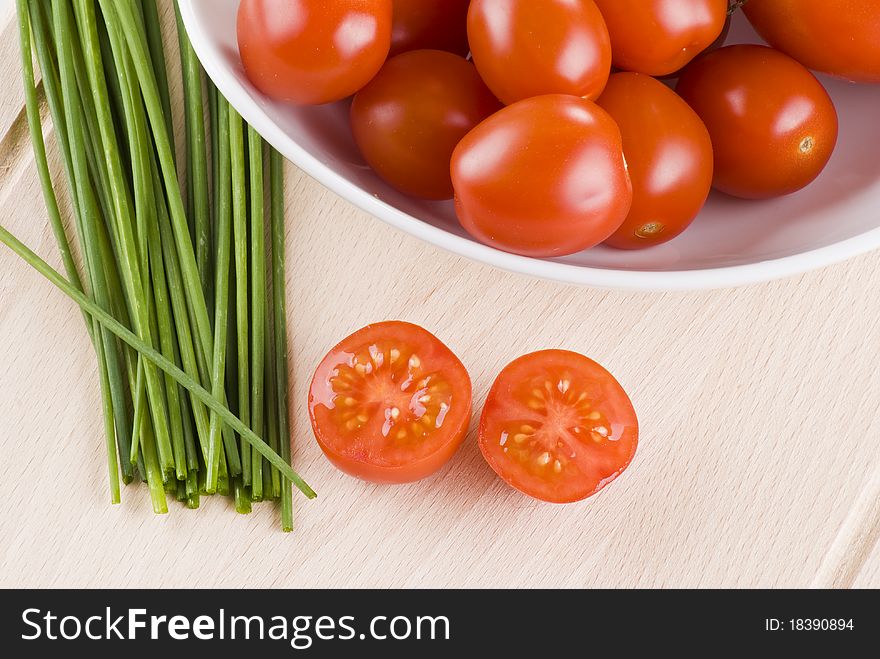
[479,350,638,503]
[309,322,472,483]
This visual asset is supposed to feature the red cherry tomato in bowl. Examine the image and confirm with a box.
[744,0,880,83]
[467,0,612,105]
[451,94,632,258]
[479,350,638,504]
[594,0,728,77]
[676,45,839,200]
[237,0,392,105]
[389,0,471,57]
[597,73,713,249]
[351,50,501,200]
[309,321,473,484]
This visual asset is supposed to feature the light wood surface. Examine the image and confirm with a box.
[2,0,879,589]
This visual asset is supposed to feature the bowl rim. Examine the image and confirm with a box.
[178,0,880,291]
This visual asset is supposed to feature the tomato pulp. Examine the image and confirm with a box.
[309,322,472,483]
[479,350,638,504]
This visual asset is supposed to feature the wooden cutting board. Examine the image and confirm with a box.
[2,0,879,588]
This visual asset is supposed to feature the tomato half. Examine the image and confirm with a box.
[479,350,638,504]
[351,50,501,200]
[467,0,612,105]
[676,45,839,200]
[389,0,471,57]
[237,0,392,105]
[597,73,713,249]
[309,322,472,484]
[451,94,632,258]
[594,0,728,77]
[744,0,880,83]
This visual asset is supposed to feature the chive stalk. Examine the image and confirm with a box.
[13,0,312,525]
[52,0,126,502]
[249,129,266,501]
[271,150,295,531]
[73,0,175,475]
[206,94,233,492]
[175,1,212,304]
[0,225,316,499]
[139,0,175,147]
[229,107,252,486]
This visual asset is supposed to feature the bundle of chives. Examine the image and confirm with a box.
[6,0,310,530]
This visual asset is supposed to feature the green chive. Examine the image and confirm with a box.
[249,128,266,501]
[271,150,295,531]
[0,225,317,499]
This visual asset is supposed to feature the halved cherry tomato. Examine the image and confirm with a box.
[597,73,713,249]
[676,45,839,200]
[351,50,501,200]
[309,321,472,484]
[237,0,392,105]
[389,0,471,57]
[744,0,880,83]
[451,94,632,257]
[467,0,612,105]
[479,350,638,504]
[594,0,728,77]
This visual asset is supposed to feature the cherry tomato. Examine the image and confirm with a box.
[237,0,392,105]
[744,0,880,83]
[389,0,471,57]
[593,0,728,77]
[676,45,839,200]
[351,50,501,200]
[660,15,731,80]
[597,73,713,249]
[479,350,638,504]
[451,94,632,258]
[467,0,612,105]
[309,321,472,484]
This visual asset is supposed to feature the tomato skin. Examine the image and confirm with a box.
[594,0,728,77]
[389,0,471,57]
[451,95,632,258]
[309,322,472,484]
[597,73,713,249]
[351,50,501,200]
[467,0,612,105]
[659,15,731,80]
[744,0,880,83]
[676,45,839,200]
[479,350,638,504]
[237,0,392,105]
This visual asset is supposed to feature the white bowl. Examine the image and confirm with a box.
[179,1,880,290]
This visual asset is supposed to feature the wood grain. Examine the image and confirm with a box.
[1,0,879,589]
